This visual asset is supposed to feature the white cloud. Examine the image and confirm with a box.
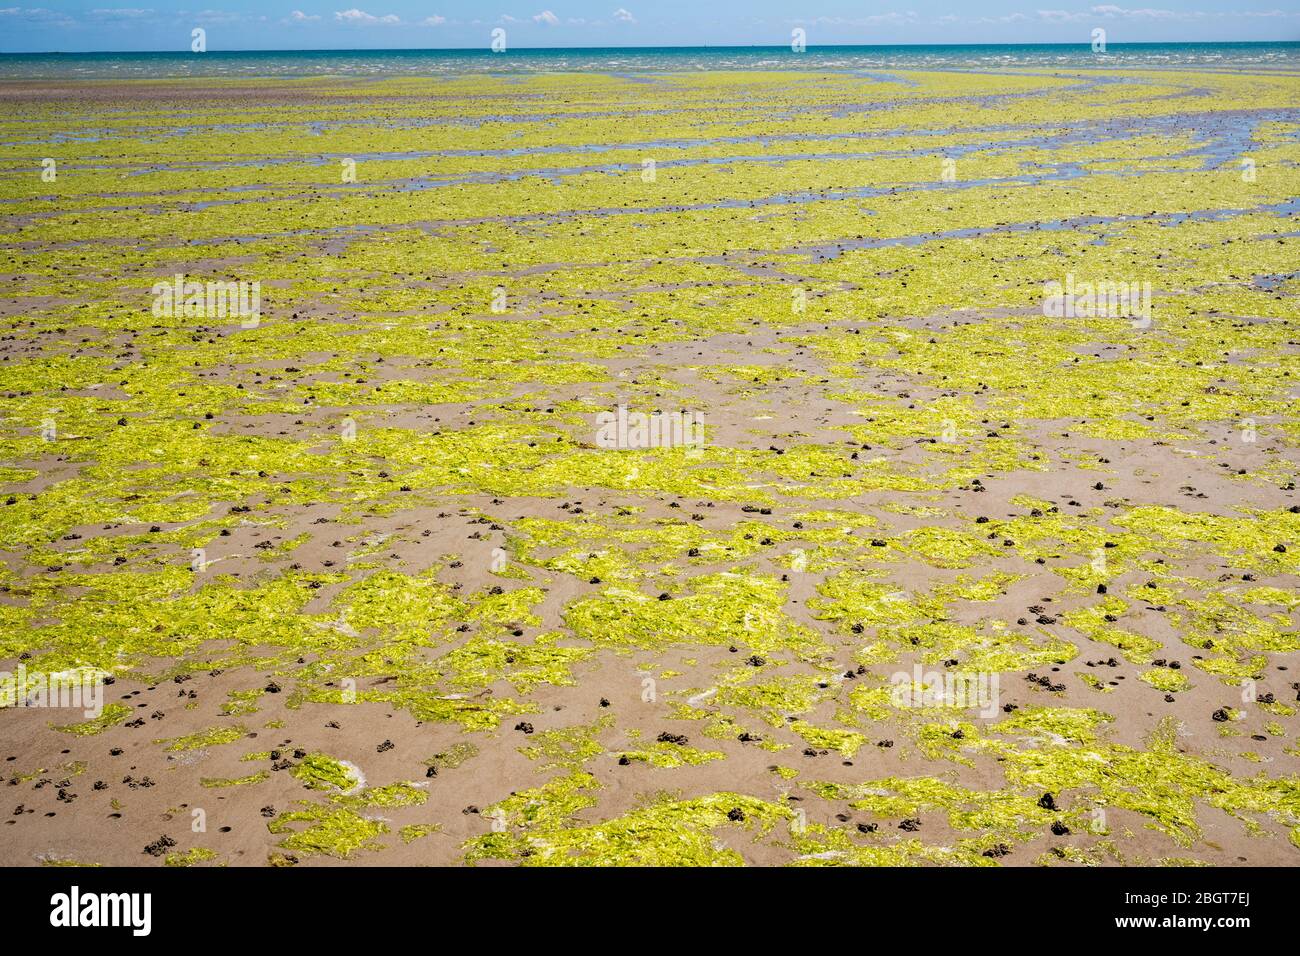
[422,13,445,25]
[532,9,558,25]
[334,7,399,23]
[807,12,920,27]
[194,8,249,23]
[1090,5,1181,18]
[613,7,635,22]
[289,9,320,21]
[0,6,73,21]
[88,7,154,18]
[1036,9,1085,21]
[1038,5,1205,20]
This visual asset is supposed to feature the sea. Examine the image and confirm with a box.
[0,42,1298,79]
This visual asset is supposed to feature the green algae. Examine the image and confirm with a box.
[334,783,427,809]
[997,717,1300,847]
[437,633,593,694]
[399,824,442,844]
[220,689,265,717]
[268,803,389,859]
[520,717,611,770]
[290,752,362,793]
[711,673,830,728]
[807,775,1056,841]
[616,742,726,768]
[163,848,220,867]
[1063,600,1162,664]
[565,572,825,659]
[790,721,867,758]
[1140,668,1192,693]
[340,569,468,644]
[157,725,248,752]
[2,67,1298,869]
[425,743,479,773]
[200,771,270,788]
[994,706,1115,745]
[39,858,104,868]
[50,702,130,736]
[466,777,792,866]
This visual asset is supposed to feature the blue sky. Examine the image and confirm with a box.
[1,2,1297,52]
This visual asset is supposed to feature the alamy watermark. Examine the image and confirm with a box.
[1042,273,1151,327]
[890,664,999,718]
[596,404,705,453]
[151,273,261,327]
[1,664,105,718]
[50,886,151,936]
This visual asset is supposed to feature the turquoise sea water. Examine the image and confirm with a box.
[0,42,1298,79]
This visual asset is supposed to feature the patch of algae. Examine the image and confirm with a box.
[520,717,611,770]
[333,783,427,809]
[1034,843,1127,867]
[290,583,563,729]
[811,572,928,634]
[200,771,270,788]
[897,527,1003,569]
[1062,599,1162,664]
[709,673,831,728]
[787,826,996,867]
[1172,592,1299,684]
[805,776,1057,846]
[972,714,1299,848]
[361,686,535,732]
[790,721,867,758]
[814,569,1075,672]
[793,705,1299,858]
[268,804,389,859]
[400,824,442,844]
[50,702,131,736]
[465,771,793,865]
[4,568,345,678]
[157,725,248,752]
[565,572,825,659]
[339,569,468,644]
[425,743,479,773]
[994,706,1115,745]
[164,848,220,867]
[510,514,864,582]
[1140,668,1192,693]
[616,742,726,768]
[220,689,264,717]
[436,633,593,693]
[1116,507,1299,576]
[40,858,103,868]
[290,752,362,793]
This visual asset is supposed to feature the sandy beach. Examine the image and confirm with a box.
[0,61,1297,867]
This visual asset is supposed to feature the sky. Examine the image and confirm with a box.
[1,2,1298,52]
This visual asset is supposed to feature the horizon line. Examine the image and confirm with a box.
[4,39,1298,56]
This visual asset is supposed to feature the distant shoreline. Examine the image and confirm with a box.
[5,40,1299,56]
[2,41,1297,80]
